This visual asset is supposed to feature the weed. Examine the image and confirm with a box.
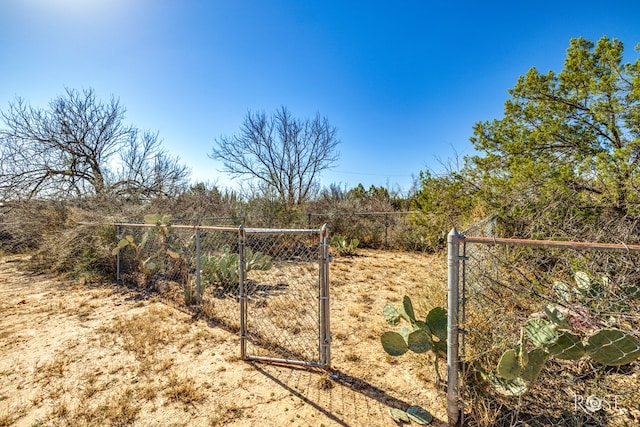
[344,352,360,362]
[98,389,140,425]
[331,235,359,256]
[139,385,158,401]
[0,408,20,427]
[207,401,243,426]
[34,356,67,386]
[99,305,185,362]
[47,400,69,419]
[347,304,361,318]
[316,373,334,390]
[80,371,101,400]
[165,374,204,405]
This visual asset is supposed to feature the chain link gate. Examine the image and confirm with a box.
[239,225,331,367]
[115,223,331,369]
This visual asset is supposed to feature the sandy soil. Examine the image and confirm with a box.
[0,249,449,427]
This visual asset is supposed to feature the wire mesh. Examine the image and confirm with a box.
[114,224,240,328]
[241,228,326,366]
[115,223,328,367]
[457,236,640,426]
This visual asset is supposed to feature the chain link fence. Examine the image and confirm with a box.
[446,230,640,426]
[114,223,330,368]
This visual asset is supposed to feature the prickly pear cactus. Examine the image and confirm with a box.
[426,306,447,341]
[523,318,558,347]
[400,295,417,323]
[406,405,433,424]
[387,405,433,425]
[497,349,521,380]
[143,214,171,225]
[488,311,640,396]
[586,328,640,366]
[383,303,401,325]
[407,329,433,353]
[245,247,272,272]
[381,296,448,386]
[484,372,528,397]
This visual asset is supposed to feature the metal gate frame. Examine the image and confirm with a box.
[239,224,332,368]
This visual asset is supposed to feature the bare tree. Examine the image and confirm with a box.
[211,106,340,205]
[0,88,190,200]
[115,130,190,199]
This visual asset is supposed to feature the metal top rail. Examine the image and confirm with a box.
[242,227,320,234]
[108,222,240,232]
[307,211,418,216]
[107,223,323,234]
[460,234,640,252]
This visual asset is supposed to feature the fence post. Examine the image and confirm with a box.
[238,225,247,360]
[384,213,389,248]
[447,228,461,426]
[319,224,332,368]
[195,228,201,305]
[116,225,121,281]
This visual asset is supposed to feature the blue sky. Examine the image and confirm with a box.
[2,1,640,194]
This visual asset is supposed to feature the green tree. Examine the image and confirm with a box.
[471,36,640,238]
[410,169,482,249]
[346,183,406,210]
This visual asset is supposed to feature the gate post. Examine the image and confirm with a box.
[195,228,201,305]
[447,228,462,426]
[238,225,247,360]
[116,225,121,281]
[319,224,332,368]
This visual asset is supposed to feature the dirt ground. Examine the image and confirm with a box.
[0,249,449,427]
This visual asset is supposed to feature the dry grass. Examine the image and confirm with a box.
[0,250,450,426]
[164,374,205,405]
[99,304,189,358]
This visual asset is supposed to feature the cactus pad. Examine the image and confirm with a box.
[407,329,433,353]
[426,307,447,341]
[381,331,408,356]
[544,305,572,330]
[586,328,640,366]
[400,295,416,323]
[497,349,521,380]
[389,408,410,422]
[545,330,585,360]
[406,405,433,424]
[383,303,400,326]
[524,318,557,347]
[519,348,548,383]
[485,372,528,397]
